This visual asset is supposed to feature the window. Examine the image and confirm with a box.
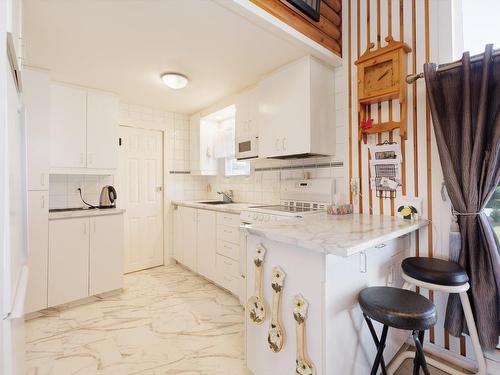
[462,1,500,55]
[208,105,250,177]
[485,184,500,242]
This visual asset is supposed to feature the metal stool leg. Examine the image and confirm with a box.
[413,330,431,375]
[364,314,389,375]
[459,292,487,374]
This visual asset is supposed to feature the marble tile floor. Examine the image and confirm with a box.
[26,265,250,375]
[25,264,456,375]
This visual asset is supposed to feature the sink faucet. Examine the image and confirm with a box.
[217,190,234,203]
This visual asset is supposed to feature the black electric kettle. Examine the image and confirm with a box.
[99,186,117,208]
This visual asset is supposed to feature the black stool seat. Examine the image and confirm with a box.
[359,287,437,331]
[402,257,469,286]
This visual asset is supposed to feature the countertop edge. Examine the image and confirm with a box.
[171,200,256,215]
[49,208,126,220]
[244,218,429,257]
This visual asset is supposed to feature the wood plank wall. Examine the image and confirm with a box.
[346,0,470,359]
[250,0,342,56]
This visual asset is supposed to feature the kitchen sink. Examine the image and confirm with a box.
[198,201,230,205]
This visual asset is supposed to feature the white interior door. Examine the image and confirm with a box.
[119,126,163,273]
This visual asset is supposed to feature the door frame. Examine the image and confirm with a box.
[118,125,165,272]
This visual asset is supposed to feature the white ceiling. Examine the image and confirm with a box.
[23,0,308,114]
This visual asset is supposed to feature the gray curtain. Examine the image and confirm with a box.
[424,44,500,350]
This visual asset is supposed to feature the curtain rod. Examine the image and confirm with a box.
[406,48,500,84]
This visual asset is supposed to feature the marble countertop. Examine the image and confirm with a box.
[49,208,126,220]
[243,213,427,257]
[172,200,263,215]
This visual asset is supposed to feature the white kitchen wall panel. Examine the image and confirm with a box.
[48,217,90,307]
[23,68,50,191]
[49,83,87,169]
[24,190,49,314]
[86,90,119,169]
[89,215,123,295]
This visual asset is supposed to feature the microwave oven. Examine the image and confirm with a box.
[236,136,258,160]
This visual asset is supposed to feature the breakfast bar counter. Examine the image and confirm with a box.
[243,213,427,375]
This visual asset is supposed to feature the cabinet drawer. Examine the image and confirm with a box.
[217,224,239,244]
[218,272,241,296]
[217,212,240,228]
[368,235,409,257]
[217,239,240,261]
[216,254,240,278]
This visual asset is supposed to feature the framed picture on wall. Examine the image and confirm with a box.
[285,0,321,22]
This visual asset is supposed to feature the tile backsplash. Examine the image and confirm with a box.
[49,174,114,209]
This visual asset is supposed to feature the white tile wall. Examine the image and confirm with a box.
[49,174,114,209]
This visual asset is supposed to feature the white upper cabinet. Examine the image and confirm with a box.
[24,68,50,190]
[235,85,258,139]
[50,83,119,170]
[50,84,87,168]
[189,113,217,175]
[87,91,119,169]
[258,56,335,158]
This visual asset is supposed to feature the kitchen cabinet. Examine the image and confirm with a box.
[235,86,258,139]
[86,91,119,169]
[25,191,49,314]
[172,205,184,264]
[196,210,216,280]
[49,83,87,169]
[182,207,198,271]
[89,215,123,295]
[24,68,50,191]
[47,213,124,308]
[172,206,242,300]
[48,217,90,307]
[189,113,217,175]
[258,55,335,158]
[50,83,119,171]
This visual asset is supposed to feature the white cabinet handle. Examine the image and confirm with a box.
[40,195,45,208]
[275,138,280,152]
[40,173,45,187]
[282,138,286,151]
[359,252,367,273]
[375,243,386,248]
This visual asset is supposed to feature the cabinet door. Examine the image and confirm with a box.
[196,209,216,280]
[258,60,309,157]
[49,84,87,168]
[24,69,50,190]
[87,91,119,169]
[48,218,89,306]
[182,207,197,271]
[173,205,184,263]
[25,191,49,313]
[89,215,124,295]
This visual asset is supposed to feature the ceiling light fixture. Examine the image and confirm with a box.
[161,73,189,90]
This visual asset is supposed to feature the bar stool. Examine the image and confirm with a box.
[359,286,437,375]
[389,257,487,375]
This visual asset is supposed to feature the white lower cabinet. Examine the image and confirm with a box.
[173,206,241,300]
[25,191,49,314]
[182,207,198,271]
[89,215,124,295]
[48,214,124,308]
[48,217,90,307]
[196,210,216,280]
